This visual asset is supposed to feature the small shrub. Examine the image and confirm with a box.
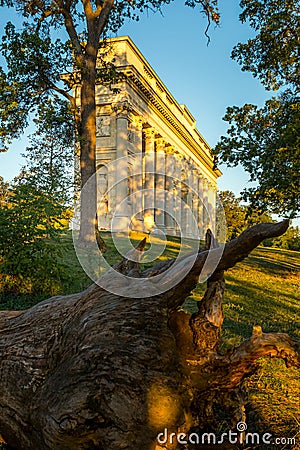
[0,180,74,296]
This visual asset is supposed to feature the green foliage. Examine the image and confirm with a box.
[23,96,75,203]
[0,96,79,300]
[217,190,273,241]
[0,177,74,296]
[0,176,9,205]
[0,24,71,150]
[215,92,300,217]
[218,190,300,250]
[0,0,220,148]
[218,189,300,252]
[263,225,300,250]
[215,0,300,218]
[233,0,300,91]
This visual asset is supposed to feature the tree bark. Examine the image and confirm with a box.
[78,49,98,244]
[0,220,299,450]
[76,48,106,250]
[71,1,114,246]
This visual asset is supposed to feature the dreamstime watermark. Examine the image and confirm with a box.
[72,153,227,297]
[157,422,297,447]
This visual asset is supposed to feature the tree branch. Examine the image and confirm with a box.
[204,327,300,392]
[35,9,55,33]
[217,219,289,271]
[96,0,114,35]
[41,73,75,104]
[82,0,94,25]
[58,0,84,57]
[82,0,97,45]
[162,220,289,309]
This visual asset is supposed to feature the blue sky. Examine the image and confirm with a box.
[0,1,272,196]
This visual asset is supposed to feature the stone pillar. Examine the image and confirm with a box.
[165,146,176,235]
[192,168,200,239]
[96,164,109,229]
[133,117,143,154]
[197,173,204,239]
[186,160,194,238]
[173,152,182,236]
[212,185,217,234]
[155,137,166,232]
[207,182,217,234]
[112,103,130,231]
[131,116,144,231]
[180,158,189,238]
[203,177,209,235]
[143,127,156,232]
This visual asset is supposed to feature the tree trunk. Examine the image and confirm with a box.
[0,221,299,450]
[77,50,106,250]
[78,47,98,245]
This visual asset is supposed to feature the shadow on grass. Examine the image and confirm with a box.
[243,247,300,278]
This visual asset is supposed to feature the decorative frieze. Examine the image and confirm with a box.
[96,115,110,137]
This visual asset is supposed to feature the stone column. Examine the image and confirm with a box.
[203,177,209,235]
[192,168,200,239]
[173,151,182,236]
[143,127,156,231]
[165,146,176,235]
[197,173,204,240]
[155,137,166,232]
[131,116,144,231]
[112,102,130,231]
[212,185,217,234]
[186,160,194,238]
[207,182,217,234]
[180,158,189,238]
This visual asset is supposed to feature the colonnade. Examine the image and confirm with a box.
[97,104,217,239]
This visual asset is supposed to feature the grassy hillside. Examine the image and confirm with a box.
[187,246,300,446]
[0,234,299,447]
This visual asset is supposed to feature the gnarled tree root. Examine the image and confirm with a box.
[0,220,299,450]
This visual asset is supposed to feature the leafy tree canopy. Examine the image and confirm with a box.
[22,96,74,203]
[0,98,77,296]
[0,175,72,295]
[232,0,299,91]
[0,0,220,150]
[218,190,300,250]
[214,0,300,219]
[215,91,300,217]
[217,190,272,241]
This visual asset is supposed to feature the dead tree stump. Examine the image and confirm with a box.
[0,220,299,449]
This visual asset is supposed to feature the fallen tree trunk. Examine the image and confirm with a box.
[0,220,299,449]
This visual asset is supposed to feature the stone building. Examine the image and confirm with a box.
[75,36,221,238]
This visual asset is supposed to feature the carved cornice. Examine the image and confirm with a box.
[94,36,222,180]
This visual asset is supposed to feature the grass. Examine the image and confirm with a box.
[185,245,300,448]
[0,233,299,448]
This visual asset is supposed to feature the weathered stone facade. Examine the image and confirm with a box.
[76,36,221,238]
